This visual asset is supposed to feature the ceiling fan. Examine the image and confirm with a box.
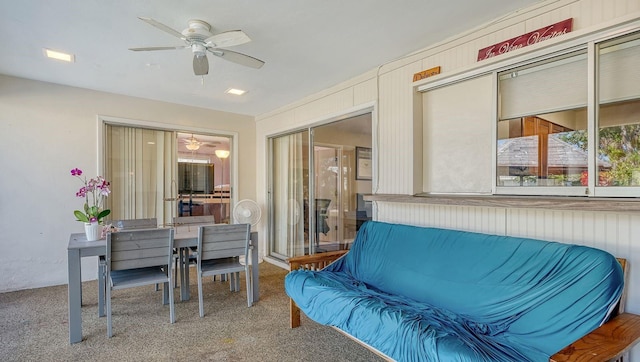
[129,17,265,76]
[183,135,220,151]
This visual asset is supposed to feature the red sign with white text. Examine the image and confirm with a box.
[477,18,573,61]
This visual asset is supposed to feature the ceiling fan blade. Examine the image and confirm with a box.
[210,49,265,69]
[138,17,185,40]
[204,30,251,48]
[193,54,209,76]
[129,46,187,51]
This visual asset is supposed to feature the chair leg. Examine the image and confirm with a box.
[162,281,169,305]
[167,278,175,324]
[198,271,205,318]
[229,273,235,292]
[235,272,240,292]
[245,267,252,307]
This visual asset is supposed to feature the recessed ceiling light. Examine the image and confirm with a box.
[225,88,247,96]
[43,48,75,62]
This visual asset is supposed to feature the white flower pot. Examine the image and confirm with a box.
[84,222,101,241]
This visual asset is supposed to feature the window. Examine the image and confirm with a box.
[497,51,588,191]
[496,30,640,196]
[596,33,640,189]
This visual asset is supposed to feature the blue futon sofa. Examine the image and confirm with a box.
[285,221,630,361]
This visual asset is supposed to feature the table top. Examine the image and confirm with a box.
[69,226,255,251]
[69,227,198,250]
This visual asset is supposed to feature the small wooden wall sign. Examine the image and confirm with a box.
[413,66,441,82]
[477,18,573,61]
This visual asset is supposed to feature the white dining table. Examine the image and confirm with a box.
[67,228,259,344]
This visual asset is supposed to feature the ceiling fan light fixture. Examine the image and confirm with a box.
[185,142,200,151]
[185,135,202,151]
[191,43,207,56]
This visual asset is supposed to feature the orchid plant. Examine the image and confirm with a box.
[71,168,111,224]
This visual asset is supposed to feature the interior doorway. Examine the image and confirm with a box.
[176,132,233,224]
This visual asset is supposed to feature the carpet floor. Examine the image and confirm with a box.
[0,262,381,361]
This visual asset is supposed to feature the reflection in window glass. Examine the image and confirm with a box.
[597,33,640,187]
[497,117,588,186]
[497,51,587,188]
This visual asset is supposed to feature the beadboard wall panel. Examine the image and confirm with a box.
[353,77,377,106]
[411,0,640,90]
[376,202,507,236]
[293,88,354,125]
[377,61,423,195]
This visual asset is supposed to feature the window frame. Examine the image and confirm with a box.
[494,30,640,197]
[417,20,640,198]
[494,47,590,197]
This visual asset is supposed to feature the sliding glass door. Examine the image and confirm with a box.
[269,131,309,259]
[104,124,234,226]
[268,112,372,261]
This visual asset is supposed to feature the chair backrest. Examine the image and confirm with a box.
[197,224,250,262]
[173,215,216,226]
[112,218,158,230]
[107,228,174,271]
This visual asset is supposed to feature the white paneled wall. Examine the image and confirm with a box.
[376,202,507,235]
[377,62,423,195]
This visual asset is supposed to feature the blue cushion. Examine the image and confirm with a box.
[285,221,623,361]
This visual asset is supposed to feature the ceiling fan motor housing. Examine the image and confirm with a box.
[182,20,214,42]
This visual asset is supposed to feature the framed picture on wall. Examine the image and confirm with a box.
[356,147,372,180]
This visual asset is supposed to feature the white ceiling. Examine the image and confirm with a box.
[0,0,543,117]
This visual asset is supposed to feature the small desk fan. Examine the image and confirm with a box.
[233,199,262,226]
[233,199,263,264]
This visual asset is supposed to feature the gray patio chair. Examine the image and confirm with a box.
[98,218,158,317]
[172,215,218,288]
[105,228,175,337]
[197,223,252,317]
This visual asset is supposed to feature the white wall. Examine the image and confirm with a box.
[255,0,640,323]
[0,75,255,292]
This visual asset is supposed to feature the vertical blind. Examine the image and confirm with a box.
[105,125,176,225]
[271,132,307,258]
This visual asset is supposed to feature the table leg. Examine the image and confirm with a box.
[250,233,259,303]
[98,260,105,317]
[182,247,191,301]
[68,248,82,344]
